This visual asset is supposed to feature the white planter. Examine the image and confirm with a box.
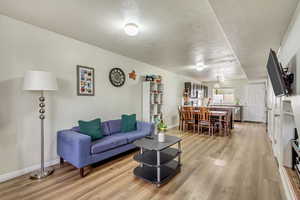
[158,132,165,142]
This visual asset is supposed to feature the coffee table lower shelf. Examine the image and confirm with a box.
[133,160,180,187]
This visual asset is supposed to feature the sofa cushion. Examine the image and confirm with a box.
[114,130,149,143]
[121,114,137,133]
[78,118,103,141]
[127,130,150,143]
[71,121,110,136]
[91,135,128,154]
[109,133,131,143]
[108,119,121,134]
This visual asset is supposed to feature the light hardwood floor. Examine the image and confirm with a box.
[0,123,285,200]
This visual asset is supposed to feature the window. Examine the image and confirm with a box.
[213,88,235,104]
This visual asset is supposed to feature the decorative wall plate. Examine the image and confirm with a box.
[129,70,137,80]
[109,68,126,87]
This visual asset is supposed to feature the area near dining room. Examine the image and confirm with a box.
[177,78,267,136]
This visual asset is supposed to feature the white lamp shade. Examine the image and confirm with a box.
[23,70,58,91]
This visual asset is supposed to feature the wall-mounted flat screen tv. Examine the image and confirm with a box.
[266,49,288,96]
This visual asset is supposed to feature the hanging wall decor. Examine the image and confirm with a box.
[109,67,126,87]
[129,70,137,80]
[77,65,95,96]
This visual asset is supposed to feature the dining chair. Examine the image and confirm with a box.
[178,106,183,131]
[220,112,230,136]
[198,107,214,136]
[193,107,200,110]
[184,106,193,110]
[192,111,201,133]
[181,110,195,132]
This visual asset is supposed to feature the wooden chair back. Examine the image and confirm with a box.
[199,107,210,121]
[182,106,193,111]
[181,110,194,121]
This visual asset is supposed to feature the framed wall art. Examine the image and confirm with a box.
[77,65,95,96]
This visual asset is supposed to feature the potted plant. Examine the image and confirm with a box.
[157,119,167,142]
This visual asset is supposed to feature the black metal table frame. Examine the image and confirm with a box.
[137,140,181,187]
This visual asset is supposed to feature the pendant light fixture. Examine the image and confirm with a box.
[124,23,139,36]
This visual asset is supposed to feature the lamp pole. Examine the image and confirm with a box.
[40,91,45,175]
[30,91,54,179]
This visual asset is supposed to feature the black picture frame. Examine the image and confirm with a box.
[77,65,95,96]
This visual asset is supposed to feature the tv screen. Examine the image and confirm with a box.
[266,49,288,96]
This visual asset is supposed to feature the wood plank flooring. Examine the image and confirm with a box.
[0,123,285,200]
[285,167,300,200]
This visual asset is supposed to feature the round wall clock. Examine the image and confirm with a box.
[109,68,126,87]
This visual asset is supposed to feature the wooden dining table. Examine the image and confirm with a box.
[182,106,234,129]
[181,109,230,135]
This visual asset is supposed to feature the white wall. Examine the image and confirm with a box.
[277,0,300,135]
[278,2,300,134]
[0,15,199,177]
[267,2,300,199]
[279,2,300,66]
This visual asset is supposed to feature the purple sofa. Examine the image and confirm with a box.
[57,119,154,176]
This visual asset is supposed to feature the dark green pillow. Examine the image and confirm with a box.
[121,114,137,133]
[78,118,103,141]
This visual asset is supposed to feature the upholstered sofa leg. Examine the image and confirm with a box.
[80,168,84,177]
[60,157,64,167]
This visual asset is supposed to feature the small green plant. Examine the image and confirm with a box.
[157,119,167,132]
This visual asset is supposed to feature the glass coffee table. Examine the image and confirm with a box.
[133,135,182,187]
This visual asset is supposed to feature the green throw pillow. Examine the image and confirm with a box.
[121,114,137,133]
[78,118,103,141]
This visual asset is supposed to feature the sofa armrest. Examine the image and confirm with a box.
[137,121,155,135]
[57,130,91,168]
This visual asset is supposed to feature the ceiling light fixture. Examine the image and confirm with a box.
[124,23,139,36]
[195,63,207,71]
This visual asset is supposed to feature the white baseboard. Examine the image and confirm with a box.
[0,158,59,183]
[279,166,297,200]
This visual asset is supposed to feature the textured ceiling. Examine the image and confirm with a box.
[0,0,297,81]
[209,0,298,80]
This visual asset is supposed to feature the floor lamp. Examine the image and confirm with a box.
[23,70,58,179]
